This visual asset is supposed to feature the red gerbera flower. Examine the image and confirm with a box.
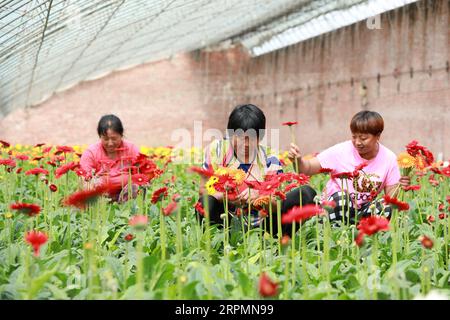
[0,158,17,167]
[163,201,177,216]
[284,183,298,193]
[43,146,53,153]
[274,190,286,200]
[383,195,409,211]
[319,168,334,174]
[131,174,150,186]
[172,194,181,202]
[49,184,57,192]
[54,145,75,155]
[281,204,323,224]
[188,166,215,178]
[355,216,389,246]
[331,171,354,180]
[259,272,278,297]
[419,235,433,249]
[16,167,22,174]
[0,140,11,148]
[10,203,41,217]
[282,121,298,126]
[402,185,421,192]
[441,166,450,177]
[124,234,134,241]
[15,154,29,161]
[151,187,169,204]
[438,213,447,220]
[32,156,44,161]
[427,215,435,223]
[25,230,48,257]
[25,168,49,176]
[354,161,369,172]
[55,162,79,179]
[194,202,206,216]
[406,140,434,165]
[34,143,46,148]
[63,184,116,209]
[255,177,281,196]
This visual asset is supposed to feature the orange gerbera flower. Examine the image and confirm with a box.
[397,152,416,169]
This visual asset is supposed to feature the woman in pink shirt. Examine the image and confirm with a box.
[288,111,410,224]
[80,114,140,202]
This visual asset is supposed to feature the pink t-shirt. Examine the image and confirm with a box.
[316,140,400,207]
[80,140,140,186]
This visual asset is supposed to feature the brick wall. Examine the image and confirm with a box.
[0,0,449,159]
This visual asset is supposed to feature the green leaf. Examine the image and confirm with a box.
[28,265,58,299]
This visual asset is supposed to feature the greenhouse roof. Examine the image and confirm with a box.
[0,0,418,115]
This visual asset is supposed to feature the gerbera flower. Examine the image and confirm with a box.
[194,202,205,216]
[419,235,433,249]
[25,168,49,176]
[188,166,215,178]
[284,183,298,193]
[402,185,421,192]
[331,171,354,180]
[252,196,270,209]
[259,209,268,218]
[131,174,150,186]
[383,195,409,211]
[54,145,75,155]
[354,161,369,171]
[124,234,134,241]
[63,184,115,209]
[128,215,148,230]
[32,156,44,161]
[397,152,416,169]
[441,166,450,177]
[43,146,53,153]
[281,204,323,224]
[205,176,219,195]
[280,235,290,246]
[34,143,46,148]
[49,184,57,192]
[55,162,79,179]
[319,168,334,174]
[10,203,41,217]
[259,272,278,297]
[15,154,29,161]
[0,140,11,148]
[355,216,389,247]
[0,159,17,167]
[274,190,286,200]
[151,187,168,204]
[163,201,177,216]
[25,230,48,257]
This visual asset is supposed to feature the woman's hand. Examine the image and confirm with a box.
[399,175,411,187]
[232,189,260,207]
[288,143,301,163]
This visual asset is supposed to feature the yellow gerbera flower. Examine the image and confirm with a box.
[397,152,416,169]
[206,176,219,195]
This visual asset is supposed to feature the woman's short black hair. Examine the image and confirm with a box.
[97,114,124,136]
[227,104,266,139]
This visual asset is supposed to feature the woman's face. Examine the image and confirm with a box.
[232,133,259,164]
[100,129,123,154]
[351,132,380,157]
